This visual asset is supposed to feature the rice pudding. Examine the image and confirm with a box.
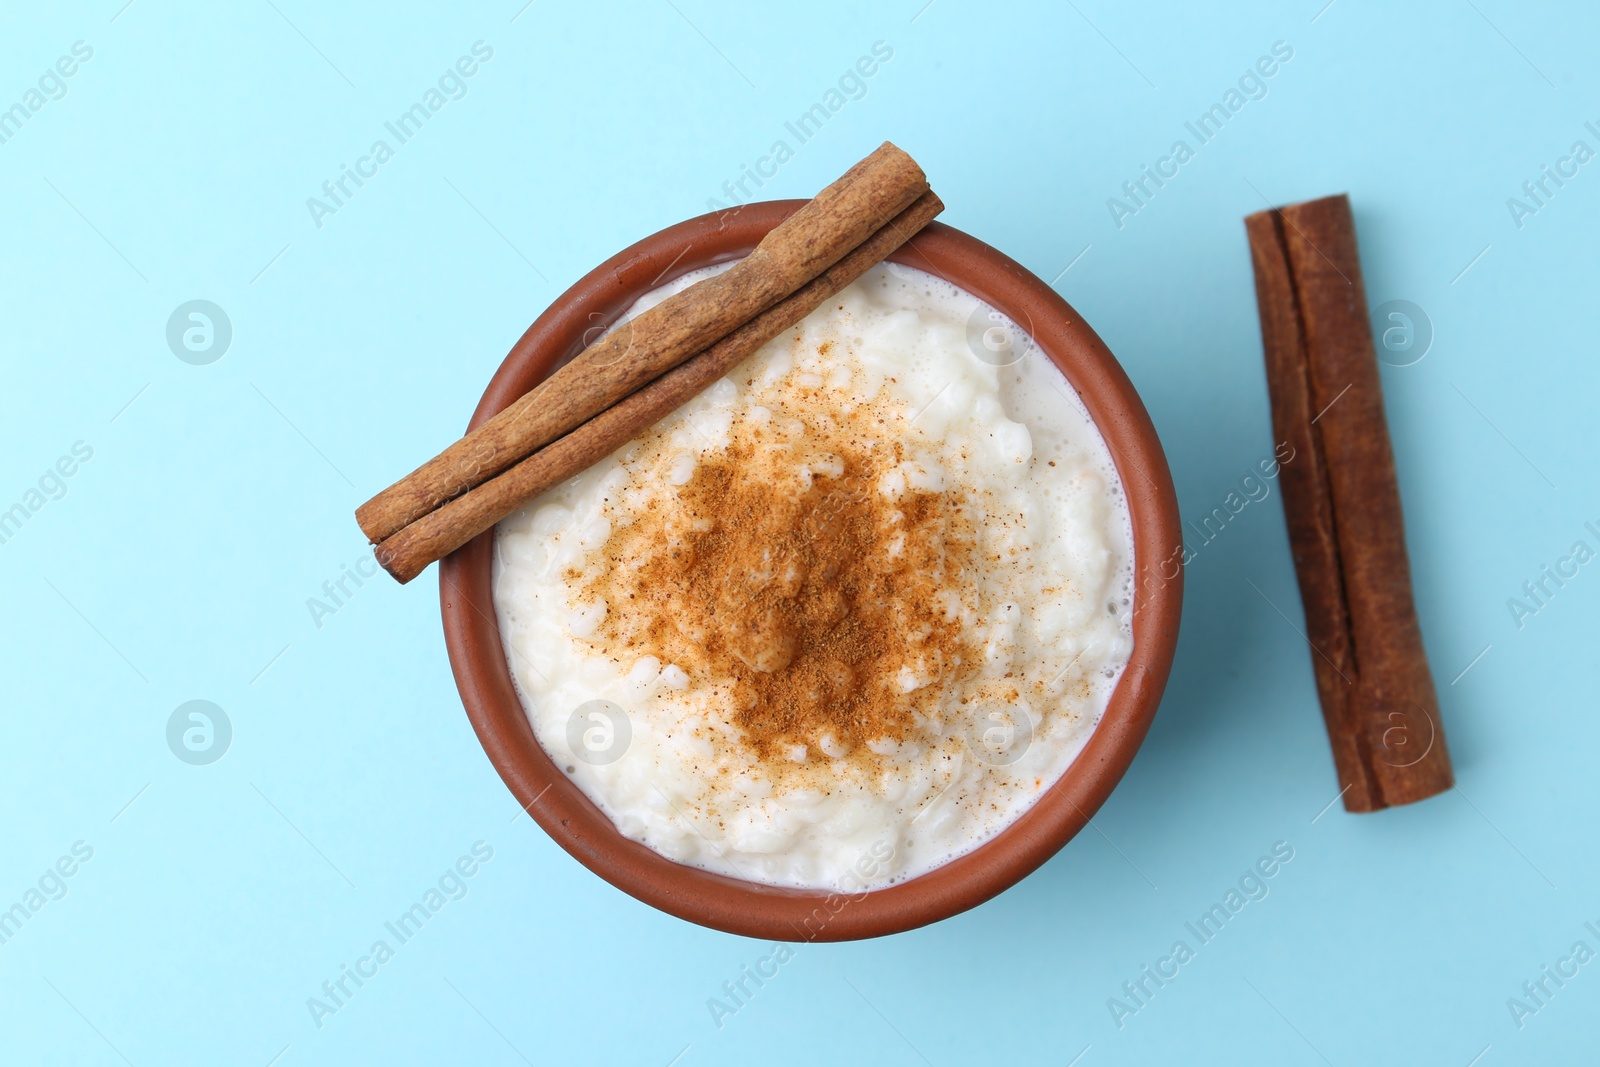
[492,261,1134,891]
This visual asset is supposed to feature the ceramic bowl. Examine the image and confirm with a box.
[440,201,1182,940]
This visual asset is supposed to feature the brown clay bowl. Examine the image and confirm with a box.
[441,200,1182,941]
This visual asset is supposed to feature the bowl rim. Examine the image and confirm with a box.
[440,200,1183,941]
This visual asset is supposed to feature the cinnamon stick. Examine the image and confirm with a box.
[373,192,943,584]
[1245,193,1453,813]
[355,142,929,544]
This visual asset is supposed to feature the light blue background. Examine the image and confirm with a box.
[1,1,1594,1063]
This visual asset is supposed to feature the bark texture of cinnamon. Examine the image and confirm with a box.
[1244,193,1453,813]
[374,191,945,584]
[356,141,928,545]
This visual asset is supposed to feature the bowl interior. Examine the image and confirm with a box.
[440,201,1182,941]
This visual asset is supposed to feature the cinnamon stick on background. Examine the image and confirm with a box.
[375,191,944,584]
[356,141,929,545]
[1245,194,1453,813]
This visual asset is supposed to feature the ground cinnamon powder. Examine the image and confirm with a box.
[584,405,981,766]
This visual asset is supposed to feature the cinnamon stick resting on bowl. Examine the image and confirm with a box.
[1244,193,1453,813]
[356,142,929,546]
[356,144,942,583]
